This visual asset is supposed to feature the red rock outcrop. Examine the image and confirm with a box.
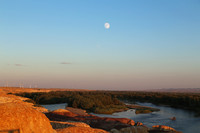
[103,117,135,126]
[50,121,108,133]
[52,109,78,117]
[110,126,148,133]
[152,125,175,131]
[51,121,90,129]
[170,117,176,121]
[46,108,135,131]
[149,125,182,133]
[66,107,88,116]
[135,122,143,126]
[56,126,108,133]
[0,102,55,133]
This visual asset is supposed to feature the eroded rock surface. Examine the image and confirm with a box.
[111,126,148,133]
[0,93,48,112]
[51,121,108,133]
[46,108,135,131]
[149,125,182,133]
[51,121,90,129]
[66,107,88,116]
[52,109,78,117]
[0,102,55,133]
[56,127,108,133]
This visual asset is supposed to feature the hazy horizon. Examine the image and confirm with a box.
[1,0,200,90]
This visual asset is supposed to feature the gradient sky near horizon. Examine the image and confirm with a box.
[0,0,200,90]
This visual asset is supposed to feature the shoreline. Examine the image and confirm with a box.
[0,87,185,132]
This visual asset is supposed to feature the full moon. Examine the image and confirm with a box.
[104,22,110,29]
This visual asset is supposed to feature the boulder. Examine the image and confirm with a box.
[149,125,182,133]
[88,117,134,131]
[170,117,176,121]
[135,122,143,126]
[0,102,55,133]
[51,120,108,133]
[152,125,175,131]
[110,126,148,133]
[66,107,88,116]
[103,118,135,126]
[51,121,90,129]
[56,126,108,133]
[52,109,78,117]
[110,129,121,133]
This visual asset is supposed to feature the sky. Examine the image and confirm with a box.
[0,0,200,90]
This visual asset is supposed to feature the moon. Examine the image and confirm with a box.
[104,22,110,29]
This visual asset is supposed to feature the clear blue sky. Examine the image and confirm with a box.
[0,0,200,90]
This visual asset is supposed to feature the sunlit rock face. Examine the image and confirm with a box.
[46,108,135,131]
[0,103,55,133]
[149,125,182,133]
[65,107,88,116]
[51,109,78,117]
[51,121,108,133]
[152,125,175,131]
[0,92,48,113]
[51,121,91,129]
[56,126,108,133]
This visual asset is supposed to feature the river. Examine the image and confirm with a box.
[42,103,67,111]
[42,102,200,133]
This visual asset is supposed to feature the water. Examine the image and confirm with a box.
[132,103,200,133]
[91,102,200,133]
[41,102,200,133]
[41,103,67,111]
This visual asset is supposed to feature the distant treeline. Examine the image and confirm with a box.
[15,90,200,115]
[112,91,200,113]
